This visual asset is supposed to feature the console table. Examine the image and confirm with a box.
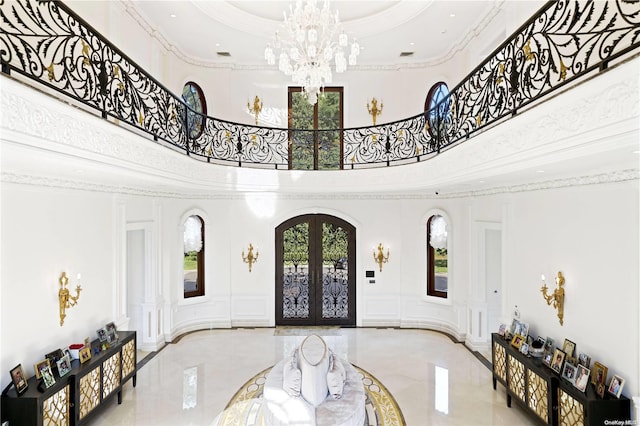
[1,331,136,426]
[492,333,630,426]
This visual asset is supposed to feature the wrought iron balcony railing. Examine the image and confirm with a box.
[1,0,639,169]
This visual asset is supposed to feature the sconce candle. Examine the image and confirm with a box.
[373,243,389,272]
[242,243,259,272]
[58,272,82,326]
[540,271,565,325]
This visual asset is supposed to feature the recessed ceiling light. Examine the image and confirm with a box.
[441,30,447,34]
[170,13,176,18]
[215,43,221,47]
[450,13,456,18]
[410,42,415,46]
[536,170,545,173]
[633,150,640,154]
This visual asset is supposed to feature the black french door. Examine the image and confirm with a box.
[275,214,355,326]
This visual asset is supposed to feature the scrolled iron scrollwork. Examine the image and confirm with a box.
[1,0,639,169]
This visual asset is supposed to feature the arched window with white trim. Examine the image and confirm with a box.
[427,214,448,298]
[183,215,205,298]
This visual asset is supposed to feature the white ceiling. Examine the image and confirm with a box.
[128,0,511,67]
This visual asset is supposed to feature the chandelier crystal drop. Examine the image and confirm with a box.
[264,0,360,105]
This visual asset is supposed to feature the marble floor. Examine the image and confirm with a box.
[92,328,535,425]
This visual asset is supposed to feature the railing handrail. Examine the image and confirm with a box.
[1,0,639,169]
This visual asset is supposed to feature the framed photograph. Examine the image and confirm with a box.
[608,375,624,398]
[510,334,525,350]
[10,364,28,395]
[105,321,117,335]
[562,339,576,358]
[33,359,51,379]
[61,347,71,360]
[40,365,55,389]
[536,336,546,346]
[520,343,529,355]
[550,348,565,373]
[79,347,92,364]
[509,319,522,337]
[578,352,591,368]
[591,361,608,386]
[565,356,578,367]
[543,350,553,367]
[596,382,606,398]
[498,323,506,336]
[56,355,71,377]
[544,337,554,352]
[107,330,118,344]
[574,365,590,392]
[96,328,108,342]
[44,349,63,367]
[562,363,577,384]
[520,322,529,338]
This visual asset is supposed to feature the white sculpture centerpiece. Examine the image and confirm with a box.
[262,334,366,426]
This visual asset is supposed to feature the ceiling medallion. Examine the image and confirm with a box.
[264,0,360,105]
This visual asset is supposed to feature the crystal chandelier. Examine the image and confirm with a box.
[264,0,360,105]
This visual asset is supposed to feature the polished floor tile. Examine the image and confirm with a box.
[92,328,534,425]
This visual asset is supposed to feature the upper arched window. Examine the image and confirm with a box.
[181,82,207,139]
[424,82,450,139]
[427,214,448,298]
[183,215,205,298]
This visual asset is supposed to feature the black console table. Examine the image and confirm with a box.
[492,333,630,426]
[2,331,136,426]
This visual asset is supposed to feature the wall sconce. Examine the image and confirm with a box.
[242,243,259,272]
[367,97,383,125]
[59,272,82,326]
[373,243,389,272]
[540,272,565,326]
[247,95,263,125]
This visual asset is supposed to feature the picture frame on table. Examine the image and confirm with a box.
[61,347,71,361]
[562,363,577,385]
[97,327,108,342]
[44,349,63,369]
[562,339,576,358]
[591,361,608,386]
[10,364,28,395]
[550,348,565,373]
[79,347,92,364]
[544,337,554,352]
[596,382,606,398]
[56,355,71,377]
[105,321,117,335]
[520,343,529,356]
[578,352,591,368]
[40,365,55,389]
[574,364,590,392]
[543,350,554,367]
[608,374,625,398]
[520,322,529,338]
[498,323,506,336]
[33,359,50,379]
[510,334,525,350]
[509,319,522,337]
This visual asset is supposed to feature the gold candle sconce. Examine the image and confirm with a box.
[247,96,263,125]
[59,272,82,326]
[540,271,565,325]
[373,243,389,272]
[242,243,259,272]
[367,98,383,125]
